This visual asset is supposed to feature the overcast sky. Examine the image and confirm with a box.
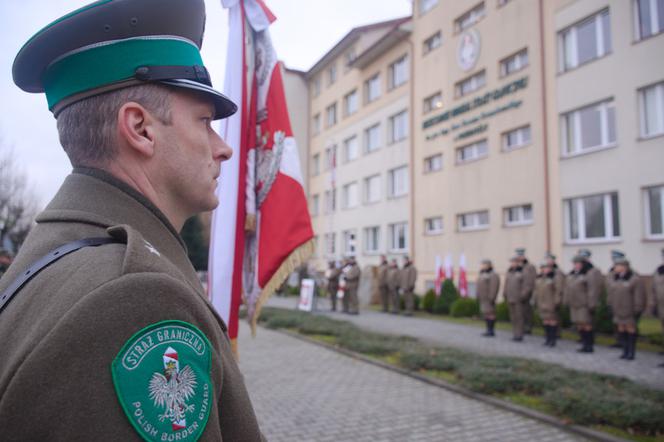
[0,0,412,207]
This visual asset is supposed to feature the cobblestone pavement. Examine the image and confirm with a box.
[238,323,586,442]
[266,296,664,390]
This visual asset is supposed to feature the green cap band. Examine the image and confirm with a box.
[43,36,203,109]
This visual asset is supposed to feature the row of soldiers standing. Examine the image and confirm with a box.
[325,256,361,314]
[477,247,664,363]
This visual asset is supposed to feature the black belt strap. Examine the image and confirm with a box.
[0,237,122,315]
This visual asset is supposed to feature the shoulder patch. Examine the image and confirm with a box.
[112,320,213,442]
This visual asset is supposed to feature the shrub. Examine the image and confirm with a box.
[433,280,459,315]
[399,348,460,372]
[450,298,480,318]
[399,293,422,311]
[496,301,510,322]
[422,290,436,313]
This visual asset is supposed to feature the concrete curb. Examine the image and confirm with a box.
[272,327,630,442]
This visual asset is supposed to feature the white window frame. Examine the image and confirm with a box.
[454,2,486,33]
[424,216,444,235]
[324,188,337,214]
[388,110,409,144]
[365,123,381,153]
[310,194,320,217]
[363,226,381,254]
[327,64,337,86]
[639,81,664,138]
[423,91,443,114]
[500,48,529,77]
[633,0,664,41]
[364,174,381,204]
[325,103,337,127]
[388,166,409,198]
[455,70,486,98]
[344,89,359,117]
[365,74,381,103]
[341,182,359,210]
[311,153,320,176]
[456,139,488,164]
[324,145,337,170]
[324,232,336,256]
[342,136,359,163]
[423,31,442,55]
[644,185,664,239]
[388,222,408,253]
[564,192,621,243]
[313,114,321,135]
[424,153,443,173]
[558,9,611,73]
[561,99,616,156]
[503,204,533,227]
[312,78,321,97]
[342,230,357,256]
[457,210,490,232]
[389,55,409,90]
[502,125,532,151]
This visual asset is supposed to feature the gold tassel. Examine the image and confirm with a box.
[249,239,315,336]
[230,338,239,362]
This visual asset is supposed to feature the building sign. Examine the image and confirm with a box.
[298,278,316,312]
[423,76,528,130]
[427,100,522,141]
[457,29,481,72]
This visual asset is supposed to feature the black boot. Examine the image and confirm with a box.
[482,320,491,337]
[543,325,551,346]
[620,332,629,359]
[550,326,558,347]
[626,333,637,361]
[577,331,593,353]
[577,331,587,352]
[588,330,595,353]
[489,319,495,336]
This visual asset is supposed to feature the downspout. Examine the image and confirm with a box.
[408,30,416,262]
[538,0,552,253]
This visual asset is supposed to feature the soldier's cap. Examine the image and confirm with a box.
[610,250,626,262]
[577,248,592,259]
[514,248,526,256]
[481,259,492,266]
[572,254,585,263]
[12,0,236,120]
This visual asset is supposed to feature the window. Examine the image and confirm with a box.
[639,81,664,138]
[312,235,319,257]
[456,139,488,163]
[645,185,664,238]
[634,0,664,40]
[388,222,408,252]
[324,233,336,256]
[420,0,438,15]
[561,99,616,156]
[388,166,409,198]
[423,31,442,55]
[312,113,321,135]
[455,2,486,33]
[455,70,486,97]
[389,55,409,89]
[364,226,381,253]
[502,125,531,151]
[327,64,337,86]
[365,123,381,153]
[565,193,620,242]
[310,194,320,217]
[312,78,321,97]
[342,182,359,209]
[324,145,337,170]
[311,153,320,176]
[424,153,443,173]
[324,188,337,213]
[424,216,443,235]
[558,9,611,72]
[342,230,357,256]
[344,90,359,117]
[423,92,443,114]
[500,48,529,77]
[458,210,490,231]
[343,136,359,163]
[344,48,357,70]
[325,103,337,127]
[364,174,381,204]
[389,110,409,143]
[365,74,381,103]
[504,204,533,226]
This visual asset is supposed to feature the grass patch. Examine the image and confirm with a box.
[259,307,664,439]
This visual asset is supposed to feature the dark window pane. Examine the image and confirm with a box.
[639,0,653,38]
[577,16,598,65]
[579,105,602,149]
[584,195,605,238]
[602,11,612,53]
[569,200,579,239]
[650,187,663,235]
[659,0,664,32]
[611,193,620,237]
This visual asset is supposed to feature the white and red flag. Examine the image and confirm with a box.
[209,0,314,346]
[444,253,454,284]
[434,255,444,296]
[458,253,468,297]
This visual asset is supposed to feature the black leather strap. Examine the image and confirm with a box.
[134,65,211,86]
[0,237,122,315]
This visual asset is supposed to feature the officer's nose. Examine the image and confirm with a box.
[212,131,233,163]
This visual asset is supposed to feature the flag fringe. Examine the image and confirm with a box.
[249,238,315,336]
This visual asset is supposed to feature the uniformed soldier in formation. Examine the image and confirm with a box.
[387,258,401,314]
[399,256,418,316]
[608,256,646,360]
[0,1,264,440]
[515,248,536,334]
[476,259,500,337]
[325,260,341,312]
[565,254,600,353]
[343,256,361,315]
[650,249,664,366]
[535,261,563,347]
[377,255,390,312]
[504,256,526,341]
[607,250,627,348]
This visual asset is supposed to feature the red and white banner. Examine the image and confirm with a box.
[209,0,314,342]
[458,253,468,297]
[434,255,444,296]
[444,253,454,284]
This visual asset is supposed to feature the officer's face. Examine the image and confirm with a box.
[158,90,232,215]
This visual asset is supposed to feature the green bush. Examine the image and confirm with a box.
[399,348,461,372]
[287,285,300,296]
[496,301,510,322]
[433,280,459,315]
[422,290,436,313]
[450,298,480,318]
[399,293,422,311]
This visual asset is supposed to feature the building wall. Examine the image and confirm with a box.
[282,65,310,192]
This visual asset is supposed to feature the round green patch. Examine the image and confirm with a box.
[112,320,213,442]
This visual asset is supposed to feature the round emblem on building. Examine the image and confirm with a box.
[457,29,481,72]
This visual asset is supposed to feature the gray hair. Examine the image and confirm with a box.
[56,84,173,167]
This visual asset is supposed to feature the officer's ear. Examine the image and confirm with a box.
[116,101,158,158]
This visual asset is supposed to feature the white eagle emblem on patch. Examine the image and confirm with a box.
[148,347,198,431]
